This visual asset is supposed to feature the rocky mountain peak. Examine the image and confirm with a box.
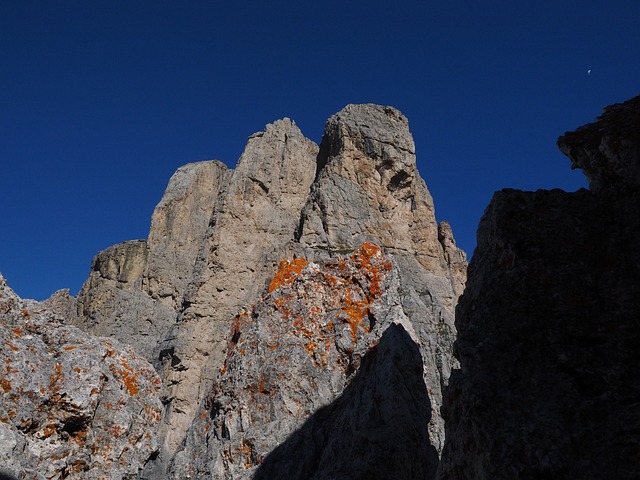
[315,104,415,174]
[557,95,640,194]
[2,104,467,478]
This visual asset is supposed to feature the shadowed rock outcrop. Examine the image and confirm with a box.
[253,323,438,480]
[437,95,640,479]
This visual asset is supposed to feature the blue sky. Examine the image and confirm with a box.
[1,1,639,300]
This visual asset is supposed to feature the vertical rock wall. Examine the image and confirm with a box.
[70,161,229,361]
[145,161,231,311]
[155,119,319,459]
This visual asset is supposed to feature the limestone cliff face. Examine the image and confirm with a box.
[149,105,465,475]
[40,104,466,477]
[437,96,640,479]
[145,160,230,311]
[155,119,320,459]
[296,105,465,451]
[74,240,174,361]
[70,161,228,361]
[0,274,162,479]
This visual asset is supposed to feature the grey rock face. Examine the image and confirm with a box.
[437,95,640,479]
[40,288,79,325]
[0,274,162,479]
[253,323,438,480]
[74,240,174,361]
[72,161,228,361]
[155,119,320,458]
[168,244,438,479]
[151,106,465,476]
[144,161,230,310]
[296,104,465,449]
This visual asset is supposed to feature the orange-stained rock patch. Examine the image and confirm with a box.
[268,258,309,293]
[0,378,11,393]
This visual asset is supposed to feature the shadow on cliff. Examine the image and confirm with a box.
[253,323,439,480]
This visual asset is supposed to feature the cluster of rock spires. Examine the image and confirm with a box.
[1,95,638,479]
[2,104,465,479]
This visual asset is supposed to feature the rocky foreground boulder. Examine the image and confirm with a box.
[0,275,162,479]
[437,96,640,479]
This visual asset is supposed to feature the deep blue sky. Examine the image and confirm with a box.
[2,1,639,300]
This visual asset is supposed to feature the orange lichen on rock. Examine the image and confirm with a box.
[0,378,11,393]
[350,242,392,299]
[268,258,309,293]
[114,359,139,396]
[236,437,259,469]
[342,303,369,341]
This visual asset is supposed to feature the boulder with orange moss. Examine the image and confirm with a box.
[0,274,162,480]
[167,244,438,479]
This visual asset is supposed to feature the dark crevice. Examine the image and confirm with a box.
[249,177,269,194]
[61,415,87,436]
[388,170,411,191]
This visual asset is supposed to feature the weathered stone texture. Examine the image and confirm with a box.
[168,244,438,479]
[144,161,229,310]
[74,240,174,361]
[296,104,465,449]
[71,161,227,361]
[155,119,320,460]
[437,95,640,479]
[53,105,467,476]
[0,274,162,479]
[40,288,79,325]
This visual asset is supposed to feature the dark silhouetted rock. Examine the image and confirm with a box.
[438,95,640,480]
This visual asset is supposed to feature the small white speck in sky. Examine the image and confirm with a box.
[587,69,592,76]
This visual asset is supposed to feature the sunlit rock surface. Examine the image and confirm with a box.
[34,104,466,477]
[0,274,162,479]
[168,244,438,479]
